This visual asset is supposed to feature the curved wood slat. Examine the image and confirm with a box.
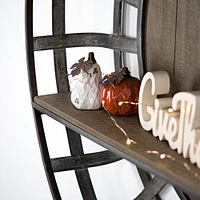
[33,33,137,53]
[51,150,121,172]
[25,0,38,98]
[26,1,61,199]
[34,110,62,200]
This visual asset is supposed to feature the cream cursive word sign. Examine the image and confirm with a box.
[138,71,200,168]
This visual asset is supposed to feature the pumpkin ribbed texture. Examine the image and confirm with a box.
[101,77,140,116]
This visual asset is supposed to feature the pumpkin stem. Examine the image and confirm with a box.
[88,52,96,64]
[100,67,131,88]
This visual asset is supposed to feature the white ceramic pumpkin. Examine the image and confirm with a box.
[70,52,102,110]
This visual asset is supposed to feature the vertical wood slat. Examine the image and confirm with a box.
[134,176,167,200]
[66,128,97,200]
[174,0,200,93]
[144,0,200,94]
[52,2,97,199]
[137,168,162,200]
[137,0,146,79]
[113,0,123,71]
[143,0,177,96]
[52,0,69,93]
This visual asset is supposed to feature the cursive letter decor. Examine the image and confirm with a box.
[138,71,200,168]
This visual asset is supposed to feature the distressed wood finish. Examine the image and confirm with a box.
[174,0,200,93]
[134,176,166,200]
[113,0,123,71]
[34,93,200,198]
[144,0,200,94]
[52,0,69,93]
[143,0,177,95]
[34,33,137,53]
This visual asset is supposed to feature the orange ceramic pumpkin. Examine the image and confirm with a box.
[100,67,140,116]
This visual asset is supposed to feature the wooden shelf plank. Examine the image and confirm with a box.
[33,93,200,198]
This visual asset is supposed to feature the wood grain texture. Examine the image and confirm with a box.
[34,93,200,198]
[33,33,137,54]
[174,0,200,93]
[143,0,200,94]
[143,0,177,95]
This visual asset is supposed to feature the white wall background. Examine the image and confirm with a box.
[0,0,179,199]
